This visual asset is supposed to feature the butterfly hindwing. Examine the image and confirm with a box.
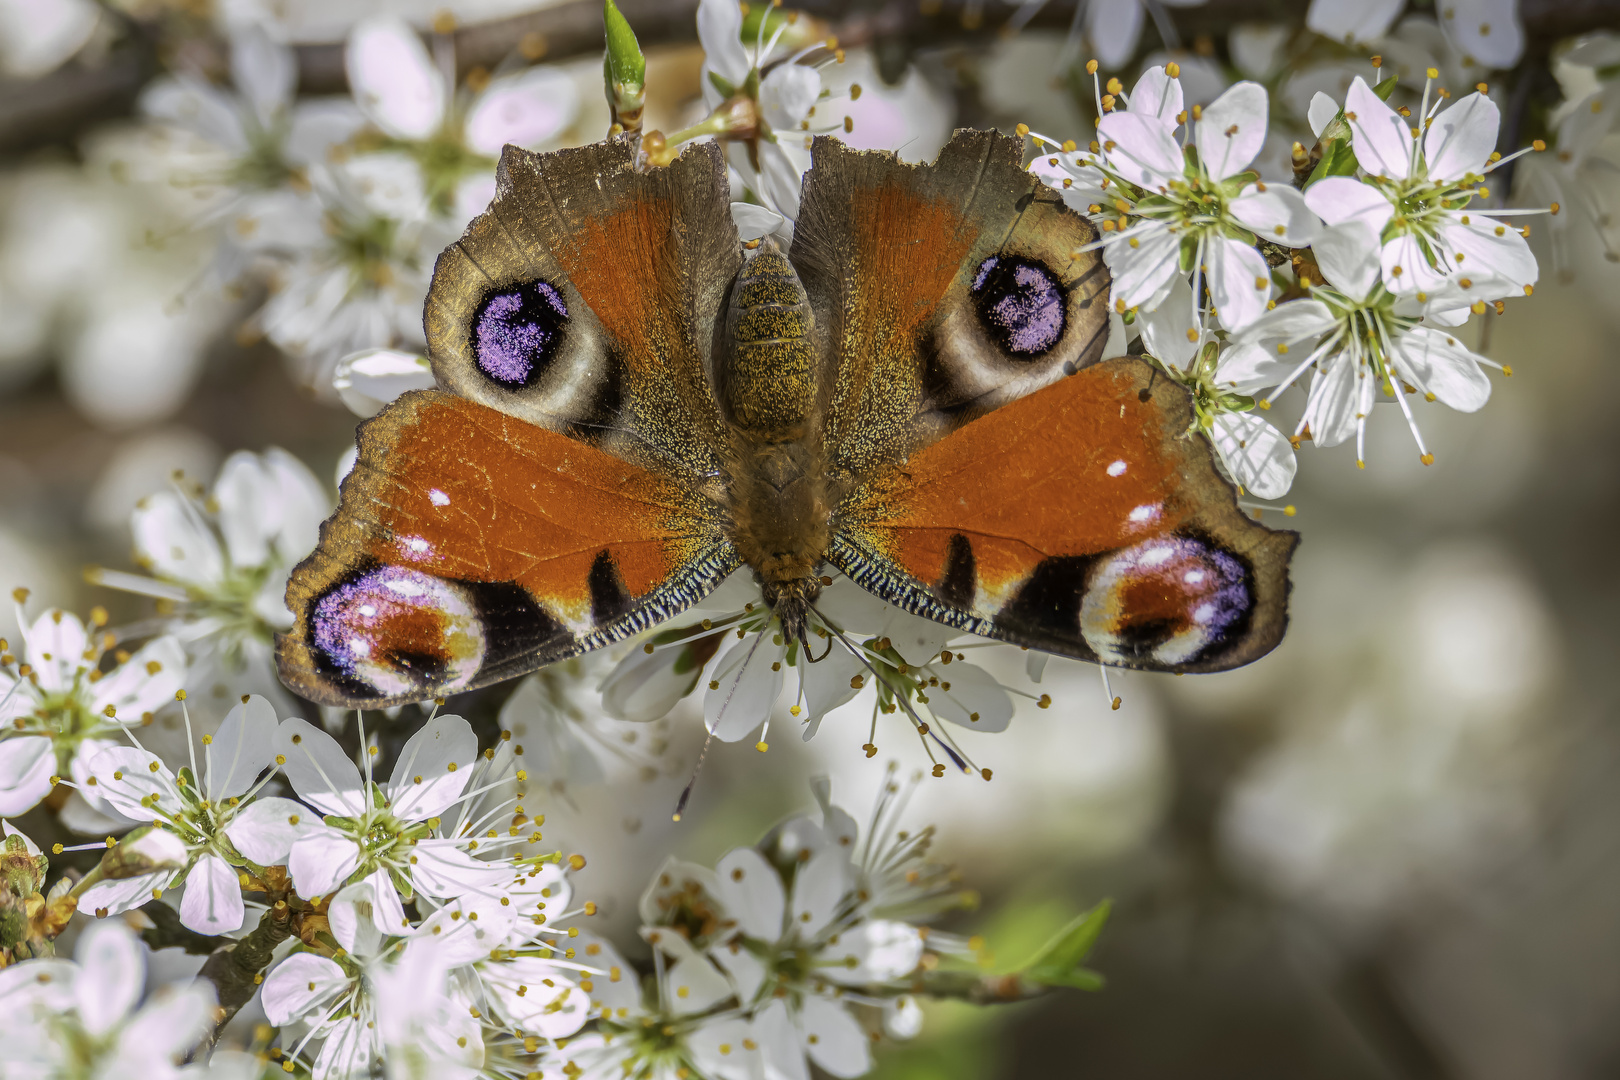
[424,137,740,480]
[790,129,1110,479]
[830,357,1296,673]
[277,391,737,708]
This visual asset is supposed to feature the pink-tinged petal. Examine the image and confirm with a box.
[206,694,278,802]
[1394,327,1493,412]
[387,713,477,821]
[275,717,365,817]
[928,660,1014,732]
[407,839,512,898]
[789,848,849,939]
[1127,66,1183,129]
[1208,236,1272,332]
[820,919,924,985]
[77,871,174,919]
[1231,183,1321,247]
[666,954,733,1016]
[24,609,89,693]
[1440,0,1524,69]
[1097,111,1185,190]
[345,17,445,140]
[800,993,872,1078]
[1086,0,1144,68]
[286,825,361,899]
[1424,92,1500,180]
[179,852,246,936]
[1109,224,1182,310]
[705,637,785,743]
[223,796,314,865]
[83,745,183,822]
[1343,76,1413,179]
[1381,233,1449,295]
[1308,92,1339,138]
[1438,216,1538,290]
[1303,176,1393,233]
[73,919,144,1037]
[0,736,56,816]
[1212,412,1297,499]
[1306,0,1402,44]
[714,847,787,942]
[1196,81,1268,181]
[465,67,580,155]
[483,962,589,1038]
[89,634,185,721]
[1301,357,1360,448]
[261,952,348,1025]
[1311,222,1384,300]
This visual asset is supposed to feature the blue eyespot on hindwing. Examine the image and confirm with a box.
[471,280,569,389]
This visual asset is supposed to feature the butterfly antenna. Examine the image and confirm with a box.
[674,623,770,821]
[673,729,715,822]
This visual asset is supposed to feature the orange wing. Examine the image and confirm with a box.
[278,391,737,708]
[830,358,1295,673]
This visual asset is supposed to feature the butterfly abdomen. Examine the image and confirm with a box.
[719,239,817,442]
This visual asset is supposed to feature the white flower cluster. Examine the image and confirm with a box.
[1033,59,1549,498]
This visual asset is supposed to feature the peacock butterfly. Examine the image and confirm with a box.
[275,129,1297,709]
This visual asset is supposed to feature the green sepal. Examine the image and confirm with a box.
[602,0,646,89]
[1373,76,1400,101]
[1306,136,1359,186]
[1018,899,1110,991]
[708,71,736,99]
[1178,233,1200,273]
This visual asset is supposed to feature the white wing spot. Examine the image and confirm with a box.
[1107,460,1128,477]
[429,489,450,506]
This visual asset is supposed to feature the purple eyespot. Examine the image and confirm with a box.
[971,255,1065,356]
[1079,536,1251,666]
[311,566,486,699]
[471,280,568,389]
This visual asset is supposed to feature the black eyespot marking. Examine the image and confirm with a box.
[471,280,569,389]
[937,533,977,609]
[587,550,634,626]
[971,256,1065,357]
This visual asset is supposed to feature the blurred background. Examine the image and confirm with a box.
[4,0,1620,1076]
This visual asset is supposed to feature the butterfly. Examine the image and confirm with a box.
[275,129,1297,710]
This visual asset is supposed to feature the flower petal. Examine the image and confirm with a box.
[179,852,246,935]
[1343,76,1413,179]
[705,636,785,743]
[1301,356,1360,448]
[115,983,216,1067]
[287,824,361,899]
[89,635,186,723]
[714,847,787,942]
[666,954,733,1016]
[1305,0,1402,43]
[73,919,145,1037]
[1440,0,1524,69]
[77,871,174,919]
[1230,183,1321,248]
[789,848,849,939]
[1212,412,1297,499]
[1087,0,1144,68]
[1438,216,1538,292]
[1381,232,1450,295]
[1196,81,1268,181]
[387,713,478,821]
[24,609,89,694]
[205,693,278,802]
[1311,222,1384,300]
[821,919,923,985]
[1207,235,1272,332]
[1394,327,1493,412]
[800,992,872,1078]
[130,490,224,588]
[1098,111,1186,190]
[753,999,812,1080]
[312,1016,375,1080]
[1108,223,1182,311]
[223,795,315,866]
[1139,274,1201,371]
[261,951,348,1025]
[1307,91,1339,138]
[0,736,56,816]
[465,66,580,155]
[83,745,183,822]
[600,637,710,723]
[275,716,366,817]
[697,0,751,87]
[760,63,821,131]
[1423,91,1500,180]
[928,660,1014,733]
[345,16,445,140]
[1127,65,1183,129]
[688,1015,764,1080]
[229,25,295,126]
[482,961,589,1039]
[731,202,786,243]
[1302,175,1393,233]
[407,838,513,898]
[884,995,925,1039]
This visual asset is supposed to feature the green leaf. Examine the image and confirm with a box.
[1373,75,1399,101]
[1019,899,1110,991]
[602,0,646,89]
[1305,137,1359,186]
